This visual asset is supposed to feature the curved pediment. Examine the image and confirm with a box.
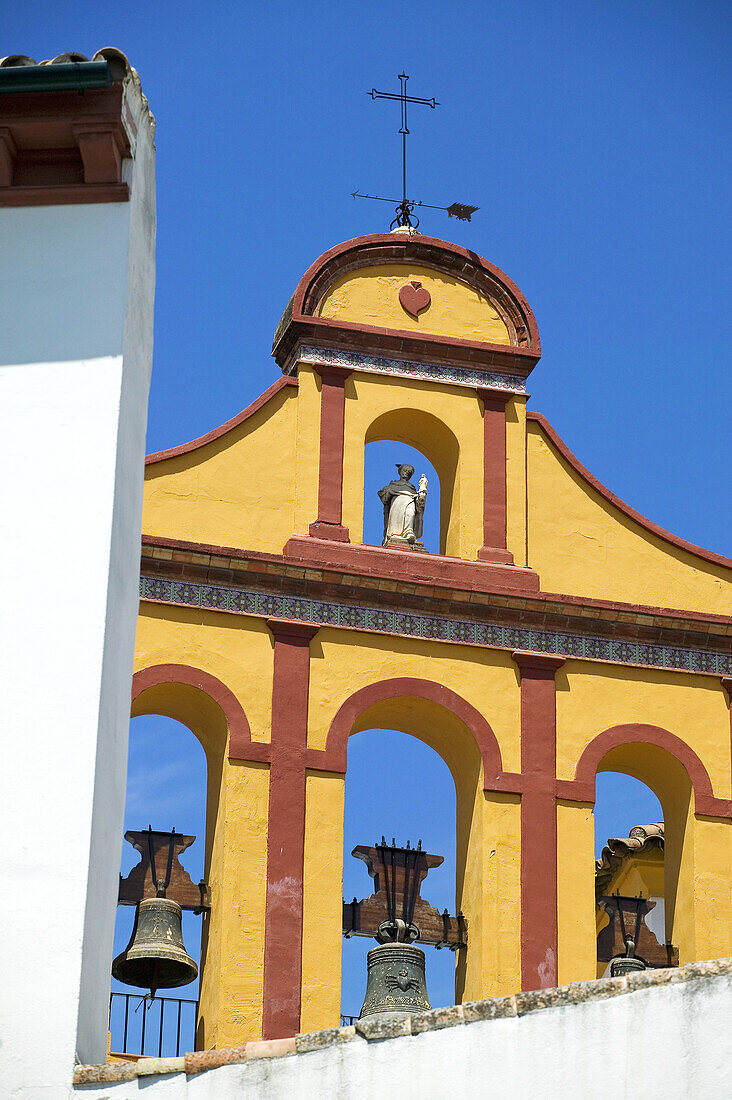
[272,233,541,381]
[317,263,512,345]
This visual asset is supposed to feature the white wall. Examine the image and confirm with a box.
[0,73,155,1097]
[75,967,732,1099]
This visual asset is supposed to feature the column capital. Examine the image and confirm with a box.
[512,651,565,678]
[721,677,732,706]
[313,363,352,385]
[476,386,513,408]
[266,619,320,645]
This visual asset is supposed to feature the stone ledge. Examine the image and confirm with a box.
[73,958,732,1085]
[296,1025,359,1053]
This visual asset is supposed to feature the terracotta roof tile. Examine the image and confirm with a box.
[595,822,664,897]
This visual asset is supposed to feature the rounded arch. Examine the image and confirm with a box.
[131,664,267,763]
[365,409,459,556]
[130,664,265,889]
[323,677,504,789]
[574,723,719,815]
[272,234,541,376]
[571,722,732,959]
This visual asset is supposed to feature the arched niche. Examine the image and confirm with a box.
[364,440,440,553]
[365,408,460,557]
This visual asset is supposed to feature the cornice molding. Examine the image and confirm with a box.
[139,536,731,677]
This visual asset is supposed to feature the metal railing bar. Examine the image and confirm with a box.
[123,994,130,1052]
[109,992,199,1057]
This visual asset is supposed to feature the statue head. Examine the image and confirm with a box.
[396,463,415,481]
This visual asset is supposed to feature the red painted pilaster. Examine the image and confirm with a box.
[513,651,565,990]
[262,619,319,1039]
[309,364,351,542]
[477,388,513,564]
[722,678,732,786]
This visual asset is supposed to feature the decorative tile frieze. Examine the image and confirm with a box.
[139,576,730,676]
[289,344,527,394]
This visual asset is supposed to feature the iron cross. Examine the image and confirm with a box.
[370,73,439,224]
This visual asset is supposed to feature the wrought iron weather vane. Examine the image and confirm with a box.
[353,72,478,230]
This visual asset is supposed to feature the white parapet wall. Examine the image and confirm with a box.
[0,67,156,1096]
[74,961,732,1099]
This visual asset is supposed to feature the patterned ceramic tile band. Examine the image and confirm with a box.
[288,344,527,393]
[140,576,730,676]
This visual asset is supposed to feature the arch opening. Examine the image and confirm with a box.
[312,679,501,1019]
[593,772,665,977]
[364,440,440,554]
[365,408,459,557]
[111,713,207,1056]
[341,729,458,1016]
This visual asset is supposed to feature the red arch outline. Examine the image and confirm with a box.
[291,233,541,351]
[131,664,269,762]
[567,723,732,818]
[312,676,522,793]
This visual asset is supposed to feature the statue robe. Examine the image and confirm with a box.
[378,478,424,544]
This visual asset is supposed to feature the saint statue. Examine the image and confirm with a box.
[378,464,429,550]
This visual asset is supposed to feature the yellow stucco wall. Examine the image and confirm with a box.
[527,418,731,613]
[318,264,512,345]
[555,664,730,796]
[142,383,298,554]
[556,799,596,985]
[308,630,522,772]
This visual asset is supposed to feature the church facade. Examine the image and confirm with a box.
[131,230,732,1048]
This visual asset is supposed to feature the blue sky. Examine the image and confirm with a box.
[11,0,727,1040]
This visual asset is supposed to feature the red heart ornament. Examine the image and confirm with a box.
[399,280,431,319]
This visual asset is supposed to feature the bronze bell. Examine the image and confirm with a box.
[112,896,198,997]
[358,839,433,1019]
[359,936,431,1019]
[609,936,646,978]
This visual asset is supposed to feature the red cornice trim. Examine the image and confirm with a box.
[140,534,732,630]
[528,411,732,571]
[283,535,540,597]
[283,316,539,374]
[145,377,298,466]
[290,233,541,352]
[0,182,129,206]
[130,664,268,762]
[571,723,732,818]
[313,677,520,794]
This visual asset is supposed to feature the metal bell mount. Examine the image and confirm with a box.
[358,839,431,1019]
[609,894,647,978]
[112,827,198,998]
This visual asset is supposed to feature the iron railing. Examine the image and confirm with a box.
[109,992,198,1058]
[340,1014,358,1026]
